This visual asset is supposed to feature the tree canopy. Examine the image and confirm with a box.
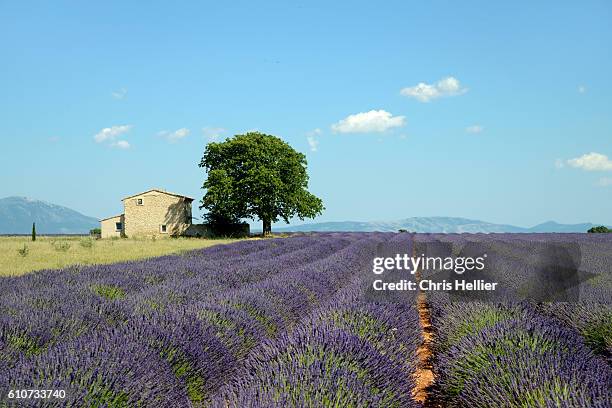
[587,226,611,233]
[199,132,324,234]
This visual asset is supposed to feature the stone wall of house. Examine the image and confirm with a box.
[123,191,192,237]
[101,214,124,238]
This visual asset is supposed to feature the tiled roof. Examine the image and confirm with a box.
[121,189,194,201]
[99,213,124,222]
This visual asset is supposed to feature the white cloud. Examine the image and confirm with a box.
[111,140,130,149]
[466,125,483,134]
[567,152,612,171]
[400,76,468,102]
[554,159,565,169]
[578,85,586,94]
[331,110,406,134]
[597,177,612,187]
[158,128,190,143]
[111,88,128,99]
[307,136,319,152]
[305,129,322,152]
[202,127,226,142]
[306,128,322,137]
[94,125,132,143]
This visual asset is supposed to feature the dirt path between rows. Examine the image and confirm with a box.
[412,240,436,406]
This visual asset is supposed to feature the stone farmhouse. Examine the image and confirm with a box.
[100,189,193,238]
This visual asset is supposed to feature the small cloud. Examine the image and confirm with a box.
[111,88,128,100]
[331,110,406,134]
[567,152,612,171]
[307,136,319,152]
[465,125,483,134]
[158,128,190,143]
[48,136,60,143]
[398,134,407,140]
[554,159,565,169]
[94,125,132,143]
[306,129,321,152]
[111,140,130,149]
[400,76,468,102]
[578,85,586,94]
[597,177,612,187]
[306,128,322,137]
[202,127,226,142]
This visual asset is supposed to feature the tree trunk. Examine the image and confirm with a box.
[262,218,272,236]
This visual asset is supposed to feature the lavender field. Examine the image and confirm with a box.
[0,233,611,407]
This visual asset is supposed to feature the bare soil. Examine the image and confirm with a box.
[412,242,437,406]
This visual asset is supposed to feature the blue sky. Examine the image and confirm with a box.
[1,1,611,228]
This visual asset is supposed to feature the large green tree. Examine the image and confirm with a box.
[199,132,324,235]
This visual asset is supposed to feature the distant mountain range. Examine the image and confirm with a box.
[274,217,608,233]
[0,197,99,234]
[0,196,607,235]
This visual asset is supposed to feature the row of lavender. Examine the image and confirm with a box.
[1,233,424,407]
[0,235,351,365]
[1,234,370,406]
[415,233,612,407]
[212,234,423,407]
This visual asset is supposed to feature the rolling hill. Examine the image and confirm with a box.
[0,197,99,234]
[1,196,606,235]
[273,217,606,233]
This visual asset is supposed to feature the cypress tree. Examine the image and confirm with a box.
[32,222,36,241]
